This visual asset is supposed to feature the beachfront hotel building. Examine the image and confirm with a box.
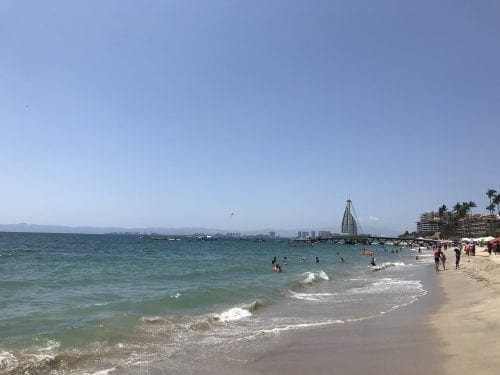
[457,214,500,237]
[416,211,441,234]
[416,211,500,237]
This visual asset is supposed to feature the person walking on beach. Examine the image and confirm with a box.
[434,248,441,272]
[440,250,447,270]
[454,247,461,269]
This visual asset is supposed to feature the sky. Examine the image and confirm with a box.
[1,0,499,234]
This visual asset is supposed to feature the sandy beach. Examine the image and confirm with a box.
[430,247,500,375]
[212,247,500,375]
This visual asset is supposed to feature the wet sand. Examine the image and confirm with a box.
[237,265,444,375]
[236,248,500,375]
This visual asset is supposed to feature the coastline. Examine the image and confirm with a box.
[192,263,445,375]
[193,248,500,375]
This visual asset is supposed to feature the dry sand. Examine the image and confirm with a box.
[430,247,500,375]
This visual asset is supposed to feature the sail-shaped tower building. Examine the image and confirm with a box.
[341,199,358,235]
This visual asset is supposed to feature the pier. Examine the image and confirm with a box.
[293,235,438,247]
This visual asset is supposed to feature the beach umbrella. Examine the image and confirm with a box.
[488,237,500,244]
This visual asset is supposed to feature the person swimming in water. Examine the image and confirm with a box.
[370,257,376,267]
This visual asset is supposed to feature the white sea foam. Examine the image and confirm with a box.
[216,307,252,322]
[348,277,424,296]
[289,291,334,301]
[299,270,330,285]
[170,292,182,298]
[32,338,61,352]
[246,319,345,339]
[0,351,18,371]
[91,367,117,375]
[372,261,405,271]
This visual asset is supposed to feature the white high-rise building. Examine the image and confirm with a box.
[341,199,358,235]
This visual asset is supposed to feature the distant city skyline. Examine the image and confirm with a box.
[0,220,401,237]
[1,1,499,234]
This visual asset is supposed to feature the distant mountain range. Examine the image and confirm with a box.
[0,223,400,237]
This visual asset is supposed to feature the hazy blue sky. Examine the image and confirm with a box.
[1,0,499,234]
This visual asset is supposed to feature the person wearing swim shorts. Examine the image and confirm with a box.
[434,248,441,272]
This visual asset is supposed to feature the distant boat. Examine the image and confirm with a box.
[197,235,217,241]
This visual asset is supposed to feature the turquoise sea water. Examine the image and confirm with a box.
[0,232,434,374]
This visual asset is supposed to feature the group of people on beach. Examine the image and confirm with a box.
[434,245,462,272]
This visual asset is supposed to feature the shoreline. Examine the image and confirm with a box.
[199,262,445,375]
[198,248,500,375]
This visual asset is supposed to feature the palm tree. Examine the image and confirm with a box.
[486,189,497,205]
[494,194,500,215]
[487,203,496,215]
[438,204,448,219]
[468,201,476,215]
[460,202,470,218]
[453,202,463,218]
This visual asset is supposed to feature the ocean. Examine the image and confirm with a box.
[0,232,435,374]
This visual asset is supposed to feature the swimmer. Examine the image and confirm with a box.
[370,257,376,267]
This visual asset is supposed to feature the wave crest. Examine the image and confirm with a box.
[215,307,252,322]
[299,270,330,285]
[372,261,405,271]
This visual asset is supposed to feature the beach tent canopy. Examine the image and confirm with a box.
[476,236,495,242]
[488,237,500,244]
